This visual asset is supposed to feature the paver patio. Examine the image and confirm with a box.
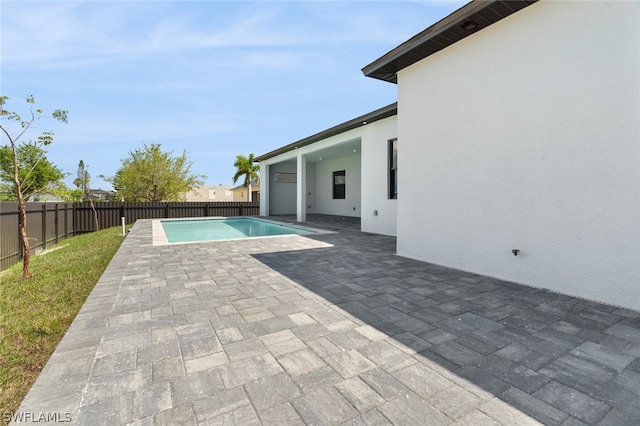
[13,215,640,425]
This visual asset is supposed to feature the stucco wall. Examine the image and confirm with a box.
[268,161,297,215]
[397,0,640,310]
[259,118,398,224]
[361,116,397,236]
[306,162,317,214]
[314,155,361,217]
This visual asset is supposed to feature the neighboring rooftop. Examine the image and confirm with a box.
[362,0,537,83]
[231,179,259,191]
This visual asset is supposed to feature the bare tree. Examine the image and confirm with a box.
[0,95,68,279]
[74,160,99,231]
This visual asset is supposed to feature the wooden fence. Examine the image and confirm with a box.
[0,201,259,271]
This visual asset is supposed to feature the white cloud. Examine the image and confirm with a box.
[2,1,463,71]
[1,2,304,70]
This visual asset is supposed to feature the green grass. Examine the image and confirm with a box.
[0,227,124,422]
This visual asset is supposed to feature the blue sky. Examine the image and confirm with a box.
[1,0,465,190]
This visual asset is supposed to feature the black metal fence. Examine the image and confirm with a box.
[0,201,259,271]
[0,202,74,272]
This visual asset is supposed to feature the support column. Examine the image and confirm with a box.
[297,153,307,223]
[259,163,269,217]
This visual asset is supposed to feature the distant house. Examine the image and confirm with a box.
[231,179,259,202]
[256,0,639,311]
[28,188,115,202]
[29,193,65,202]
[184,185,233,202]
[87,189,115,201]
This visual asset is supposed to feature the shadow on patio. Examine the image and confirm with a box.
[253,216,640,425]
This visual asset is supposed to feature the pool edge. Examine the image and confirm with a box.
[152,216,335,246]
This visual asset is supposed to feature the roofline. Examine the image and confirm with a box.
[254,103,397,163]
[362,0,537,83]
[230,179,259,191]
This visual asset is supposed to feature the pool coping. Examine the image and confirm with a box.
[151,216,335,246]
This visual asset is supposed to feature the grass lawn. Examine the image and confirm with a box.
[0,226,124,422]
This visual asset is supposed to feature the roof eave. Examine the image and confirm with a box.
[362,0,538,83]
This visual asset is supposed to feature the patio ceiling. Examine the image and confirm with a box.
[274,138,361,166]
[304,138,361,164]
[254,103,396,163]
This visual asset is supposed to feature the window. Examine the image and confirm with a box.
[389,139,398,199]
[333,170,346,199]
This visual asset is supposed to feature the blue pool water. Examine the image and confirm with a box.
[161,217,316,243]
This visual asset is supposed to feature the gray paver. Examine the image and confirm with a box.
[291,386,358,425]
[501,387,568,425]
[478,398,542,425]
[495,343,553,370]
[393,363,453,399]
[154,404,197,426]
[171,369,225,406]
[538,353,616,395]
[222,337,267,361]
[293,365,342,393]
[151,357,185,383]
[13,215,640,426]
[378,392,450,426]
[133,383,172,419]
[200,404,260,425]
[533,381,611,424]
[244,372,301,410]
[324,349,376,378]
[278,348,327,378]
[218,353,282,388]
[335,377,386,412]
[452,409,502,426]
[343,409,392,426]
[429,385,482,420]
[431,340,484,366]
[358,340,417,373]
[75,393,134,425]
[191,386,251,422]
[570,341,635,372]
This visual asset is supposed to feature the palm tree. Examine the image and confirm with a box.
[232,153,259,202]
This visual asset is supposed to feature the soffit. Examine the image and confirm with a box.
[362,0,538,83]
[254,103,396,163]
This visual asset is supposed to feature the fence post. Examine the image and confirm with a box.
[239,204,243,216]
[165,203,170,218]
[42,204,47,250]
[121,203,126,226]
[55,204,59,244]
[204,203,209,217]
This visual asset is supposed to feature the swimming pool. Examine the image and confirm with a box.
[158,217,319,244]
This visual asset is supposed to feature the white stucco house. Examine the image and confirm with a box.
[255,103,398,236]
[231,179,260,202]
[255,0,639,311]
